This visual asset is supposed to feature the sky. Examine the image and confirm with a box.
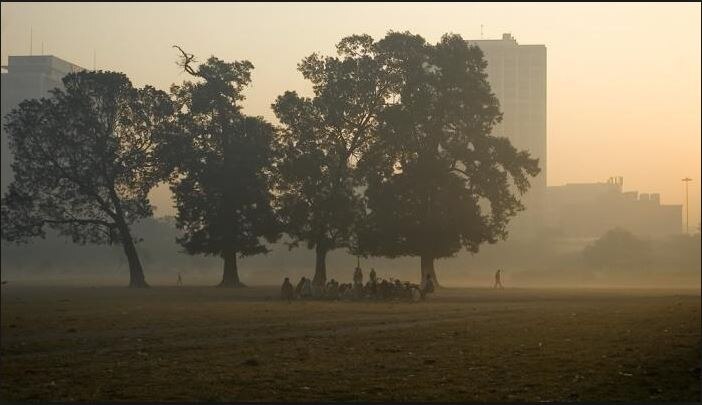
[1,2,700,229]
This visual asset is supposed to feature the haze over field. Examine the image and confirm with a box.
[1,4,700,403]
[2,2,700,225]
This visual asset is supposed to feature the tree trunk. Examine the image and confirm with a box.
[219,251,245,288]
[420,254,440,288]
[312,245,327,287]
[119,226,148,288]
[110,187,148,288]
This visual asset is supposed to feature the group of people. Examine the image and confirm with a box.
[280,267,435,302]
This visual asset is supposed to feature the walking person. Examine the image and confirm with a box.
[295,276,306,299]
[493,269,504,289]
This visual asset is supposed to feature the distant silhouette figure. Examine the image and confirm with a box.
[281,277,294,302]
[411,286,422,302]
[301,277,313,298]
[423,274,435,295]
[353,266,363,286]
[326,278,339,300]
[177,272,183,286]
[494,269,504,289]
[366,270,378,298]
[295,276,306,298]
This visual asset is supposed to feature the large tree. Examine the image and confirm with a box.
[0,71,175,287]
[358,32,541,286]
[168,47,280,287]
[272,35,392,286]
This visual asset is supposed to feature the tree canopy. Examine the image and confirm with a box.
[583,228,652,269]
[1,34,544,289]
[168,48,280,287]
[0,70,175,287]
[272,34,392,286]
[357,32,541,285]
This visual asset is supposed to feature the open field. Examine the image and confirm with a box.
[1,285,700,402]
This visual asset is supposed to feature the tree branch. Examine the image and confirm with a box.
[173,45,200,77]
[43,218,115,227]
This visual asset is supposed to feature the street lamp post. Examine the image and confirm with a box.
[682,177,692,234]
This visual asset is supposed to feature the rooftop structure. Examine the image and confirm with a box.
[1,55,84,191]
[545,177,682,238]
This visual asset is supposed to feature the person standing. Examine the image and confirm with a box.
[177,272,183,286]
[281,277,294,302]
[422,274,435,296]
[353,266,363,287]
[302,277,313,298]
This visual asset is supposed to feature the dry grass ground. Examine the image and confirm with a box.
[0,285,699,402]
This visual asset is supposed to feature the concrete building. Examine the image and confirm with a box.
[468,33,547,226]
[1,55,84,191]
[545,177,682,238]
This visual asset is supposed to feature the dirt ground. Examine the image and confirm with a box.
[0,285,699,402]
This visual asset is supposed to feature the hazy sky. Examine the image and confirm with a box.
[2,2,700,228]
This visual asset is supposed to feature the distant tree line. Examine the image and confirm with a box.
[462,227,700,286]
[0,217,221,277]
[1,32,540,288]
[4,220,696,287]
[582,228,701,273]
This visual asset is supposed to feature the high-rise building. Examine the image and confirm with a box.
[468,33,547,228]
[1,55,84,191]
